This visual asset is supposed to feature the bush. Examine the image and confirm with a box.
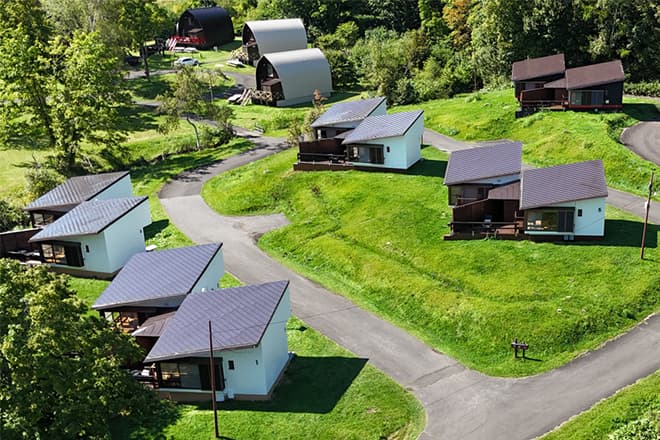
[609,414,659,440]
[200,125,234,149]
[24,165,65,199]
[0,200,29,232]
[624,82,660,97]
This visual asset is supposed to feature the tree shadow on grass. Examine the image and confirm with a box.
[406,157,447,178]
[144,219,169,241]
[556,219,659,248]
[622,103,660,121]
[124,76,173,101]
[192,356,368,414]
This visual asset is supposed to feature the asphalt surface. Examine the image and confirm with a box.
[159,130,660,439]
[621,121,660,166]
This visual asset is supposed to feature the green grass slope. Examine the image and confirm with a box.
[401,89,659,197]
[202,147,660,377]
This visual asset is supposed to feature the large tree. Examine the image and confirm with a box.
[0,260,170,439]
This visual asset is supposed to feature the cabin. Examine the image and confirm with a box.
[176,7,234,49]
[254,48,332,107]
[24,171,133,227]
[28,197,151,278]
[142,280,292,402]
[310,97,387,139]
[92,243,225,335]
[242,19,307,65]
[511,53,566,102]
[444,142,523,206]
[445,157,607,241]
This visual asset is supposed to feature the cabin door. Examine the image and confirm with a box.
[199,359,225,391]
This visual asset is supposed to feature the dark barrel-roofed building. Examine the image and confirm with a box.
[177,7,234,49]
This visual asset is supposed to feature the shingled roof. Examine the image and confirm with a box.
[564,60,625,89]
[29,197,147,242]
[511,54,565,81]
[25,171,129,212]
[520,160,608,210]
[92,243,223,311]
[310,97,386,128]
[341,110,423,144]
[444,142,523,186]
[144,280,290,362]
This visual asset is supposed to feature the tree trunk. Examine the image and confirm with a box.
[186,116,201,150]
[141,43,150,79]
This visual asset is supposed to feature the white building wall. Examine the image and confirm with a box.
[95,174,134,200]
[259,288,291,391]
[191,249,225,292]
[52,233,109,272]
[219,345,267,396]
[103,201,151,273]
[549,197,606,236]
[403,116,424,168]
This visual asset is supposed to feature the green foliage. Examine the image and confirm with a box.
[0,200,28,232]
[24,164,65,199]
[0,260,174,439]
[625,82,660,98]
[202,147,660,376]
[541,371,660,440]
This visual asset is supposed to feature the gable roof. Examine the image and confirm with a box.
[132,312,176,338]
[29,197,147,242]
[564,60,625,89]
[511,54,565,81]
[25,171,129,212]
[92,243,223,311]
[520,160,608,210]
[310,97,386,128]
[144,280,290,362]
[243,19,307,56]
[488,181,521,200]
[341,110,424,144]
[444,142,523,186]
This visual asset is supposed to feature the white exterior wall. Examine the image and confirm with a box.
[103,201,151,273]
[54,233,109,271]
[403,116,424,168]
[259,288,291,391]
[95,174,133,200]
[550,197,606,236]
[191,249,225,292]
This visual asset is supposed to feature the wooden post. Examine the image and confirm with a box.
[208,320,219,439]
[641,171,654,260]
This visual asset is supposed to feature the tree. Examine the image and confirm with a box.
[158,67,234,151]
[0,260,172,439]
[0,200,29,232]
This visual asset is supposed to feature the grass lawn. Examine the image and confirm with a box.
[202,146,660,377]
[541,370,660,439]
[400,89,660,197]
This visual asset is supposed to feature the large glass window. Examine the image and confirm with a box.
[32,212,55,227]
[348,144,384,164]
[570,90,605,106]
[41,242,84,267]
[158,361,222,390]
[526,209,574,232]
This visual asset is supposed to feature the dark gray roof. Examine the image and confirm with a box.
[25,171,129,212]
[133,312,176,338]
[520,160,608,210]
[444,142,523,185]
[488,181,521,200]
[92,243,223,310]
[564,60,624,89]
[144,280,290,362]
[29,197,148,242]
[310,97,386,128]
[511,54,565,81]
[341,110,424,144]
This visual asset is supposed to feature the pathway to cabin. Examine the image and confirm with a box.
[159,128,660,440]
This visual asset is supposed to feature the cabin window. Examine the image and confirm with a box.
[159,362,201,389]
[32,212,55,227]
[348,144,384,165]
[386,146,390,153]
[526,209,574,232]
[577,209,583,217]
[448,185,492,205]
[570,90,605,106]
[41,242,84,267]
[228,360,235,370]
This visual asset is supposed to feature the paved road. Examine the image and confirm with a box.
[160,131,660,439]
[621,121,660,166]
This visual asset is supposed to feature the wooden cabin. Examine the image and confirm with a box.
[176,7,234,49]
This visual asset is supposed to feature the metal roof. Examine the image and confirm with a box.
[488,181,521,200]
[144,280,290,362]
[179,7,234,48]
[520,160,608,210]
[132,312,176,338]
[511,54,565,81]
[29,197,148,242]
[25,171,130,212]
[259,48,332,102]
[444,142,523,185]
[564,60,624,90]
[543,78,566,89]
[310,97,386,128]
[341,110,424,144]
[242,19,307,56]
[92,243,223,310]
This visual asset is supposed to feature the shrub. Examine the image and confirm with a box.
[0,200,29,232]
[24,165,65,199]
[624,82,660,97]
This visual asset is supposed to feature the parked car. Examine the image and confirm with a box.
[173,57,200,67]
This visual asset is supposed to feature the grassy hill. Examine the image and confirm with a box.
[401,89,659,197]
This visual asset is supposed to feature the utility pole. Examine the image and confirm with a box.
[640,171,654,260]
[208,320,220,438]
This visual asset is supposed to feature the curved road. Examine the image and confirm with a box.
[159,130,660,439]
[621,121,660,166]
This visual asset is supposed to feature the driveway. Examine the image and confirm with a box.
[159,130,660,439]
[621,121,660,166]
